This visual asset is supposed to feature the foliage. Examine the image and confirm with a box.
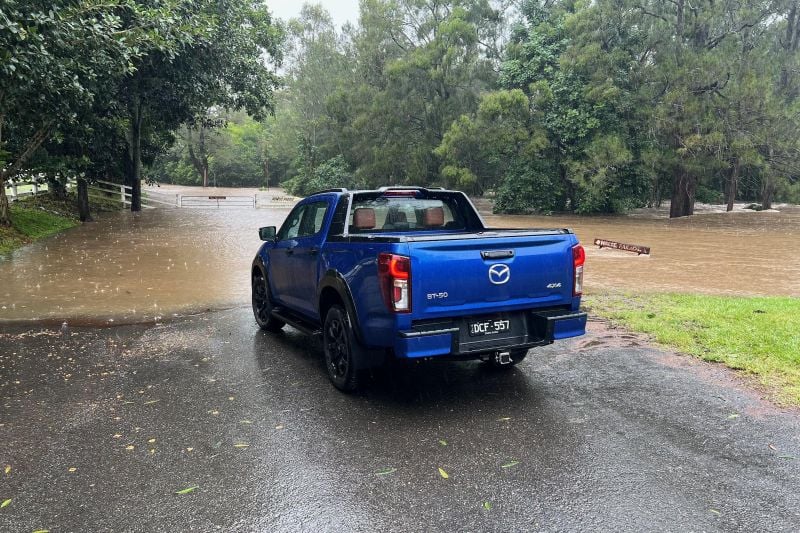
[0,0,137,224]
[283,155,358,197]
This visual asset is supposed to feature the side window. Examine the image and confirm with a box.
[290,202,328,239]
[277,204,307,241]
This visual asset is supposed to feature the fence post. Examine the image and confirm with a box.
[11,183,18,200]
[33,182,39,195]
[120,184,125,204]
[178,195,182,208]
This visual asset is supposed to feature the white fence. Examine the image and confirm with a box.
[4,179,51,201]
[5,179,300,210]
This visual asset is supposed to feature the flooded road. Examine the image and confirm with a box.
[1,200,798,325]
[485,205,800,298]
[0,208,290,324]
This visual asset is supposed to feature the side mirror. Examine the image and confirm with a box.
[259,226,277,241]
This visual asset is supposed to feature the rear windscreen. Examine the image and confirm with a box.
[348,196,466,233]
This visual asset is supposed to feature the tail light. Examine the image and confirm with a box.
[573,244,585,296]
[378,253,411,313]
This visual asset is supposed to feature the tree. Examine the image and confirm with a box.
[118,0,282,211]
[0,0,135,225]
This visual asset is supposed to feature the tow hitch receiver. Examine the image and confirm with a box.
[495,351,512,365]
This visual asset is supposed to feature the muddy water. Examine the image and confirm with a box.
[0,208,290,324]
[1,203,798,325]
[486,206,800,298]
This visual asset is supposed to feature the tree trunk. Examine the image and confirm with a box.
[127,94,143,212]
[762,147,775,210]
[669,167,696,218]
[0,182,9,227]
[0,114,7,226]
[761,175,775,210]
[47,174,68,199]
[77,178,92,222]
[725,158,739,212]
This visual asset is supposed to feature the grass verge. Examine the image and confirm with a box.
[586,292,800,405]
[0,193,122,255]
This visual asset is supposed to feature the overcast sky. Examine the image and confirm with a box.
[267,1,360,28]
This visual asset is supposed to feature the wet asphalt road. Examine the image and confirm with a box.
[1,309,799,532]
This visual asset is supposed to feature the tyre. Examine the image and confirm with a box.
[252,269,284,332]
[485,349,527,369]
[323,305,363,392]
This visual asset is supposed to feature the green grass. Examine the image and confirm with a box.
[586,292,800,404]
[0,192,122,255]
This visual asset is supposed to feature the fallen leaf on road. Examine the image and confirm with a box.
[1,498,11,508]
[709,509,721,515]
[497,417,511,422]
[68,467,77,473]
[143,400,159,405]
[438,440,447,446]
[240,420,252,425]
[175,486,198,495]
[375,468,396,476]
[727,414,740,419]
[438,468,449,479]
[148,438,156,444]
[3,465,9,474]
[768,444,777,451]
[275,425,284,430]
[778,455,796,460]
[112,434,122,439]
[233,443,250,448]
[186,448,194,452]
[483,501,492,510]
[32,530,49,533]
[125,445,134,451]
[501,461,519,469]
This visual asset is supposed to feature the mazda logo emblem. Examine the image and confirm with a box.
[488,264,511,285]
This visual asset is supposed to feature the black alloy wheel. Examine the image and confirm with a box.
[323,305,361,392]
[252,270,284,332]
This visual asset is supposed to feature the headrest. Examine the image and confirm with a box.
[423,207,444,227]
[353,208,376,229]
[386,209,407,224]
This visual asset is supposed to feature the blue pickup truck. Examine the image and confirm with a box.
[252,187,587,391]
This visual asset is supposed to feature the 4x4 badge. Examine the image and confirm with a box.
[488,264,511,285]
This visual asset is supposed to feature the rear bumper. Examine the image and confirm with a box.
[393,308,587,359]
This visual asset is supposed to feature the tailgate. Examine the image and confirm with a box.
[409,232,577,320]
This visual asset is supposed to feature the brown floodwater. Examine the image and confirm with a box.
[486,205,800,298]
[0,207,290,325]
[0,200,798,325]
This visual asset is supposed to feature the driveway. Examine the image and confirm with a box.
[1,310,798,531]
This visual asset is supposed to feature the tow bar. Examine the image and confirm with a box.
[495,351,512,365]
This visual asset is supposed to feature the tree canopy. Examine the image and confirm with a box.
[3,0,799,221]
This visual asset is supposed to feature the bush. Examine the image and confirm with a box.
[282,155,360,197]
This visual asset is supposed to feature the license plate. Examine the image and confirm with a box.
[468,318,512,337]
